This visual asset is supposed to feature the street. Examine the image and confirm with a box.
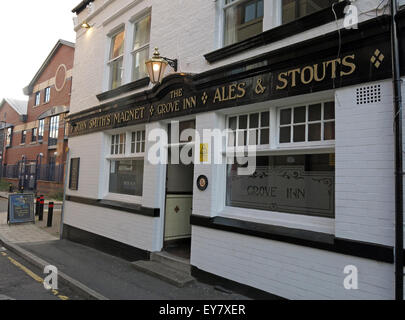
[0,246,86,300]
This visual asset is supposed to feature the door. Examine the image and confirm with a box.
[164,148,194,243]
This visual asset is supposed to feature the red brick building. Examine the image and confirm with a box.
[1,40,75,195]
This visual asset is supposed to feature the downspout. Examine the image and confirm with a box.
[390,0,404,301]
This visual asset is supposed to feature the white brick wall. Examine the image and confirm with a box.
[64,201,157,252]
[335,80,395,246]
[191,226,395,300]
[70,0,385,111]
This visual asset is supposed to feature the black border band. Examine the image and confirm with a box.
[62,224,150,261]
[190,215,394,263]
[65,195,160,217]
[96,77,150,102]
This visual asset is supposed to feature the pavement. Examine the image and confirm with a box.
[0,197,249,300]
[18,240,248,300]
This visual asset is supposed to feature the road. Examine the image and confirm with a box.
[0,246,86,300]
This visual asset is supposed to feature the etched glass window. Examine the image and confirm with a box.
[226,153,335,218]
[109,159,144,196]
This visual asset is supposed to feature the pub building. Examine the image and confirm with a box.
[66,0,405,299]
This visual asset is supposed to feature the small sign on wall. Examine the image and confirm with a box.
[69,158,80,191]
[8,194,35,224]
[200,143,208,163]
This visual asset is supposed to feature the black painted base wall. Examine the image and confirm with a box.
[190,266,284,300]
[62,224,150,261]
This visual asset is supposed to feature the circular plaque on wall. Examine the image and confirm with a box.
[197,175,208,191]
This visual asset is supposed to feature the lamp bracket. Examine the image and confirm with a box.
[162,57,178,72]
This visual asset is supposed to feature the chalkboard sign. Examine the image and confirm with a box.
[69,158,80,190]
[8,194,35,224]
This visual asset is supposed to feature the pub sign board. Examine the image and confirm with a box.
[69,158,80,191]
[68,29,394,138]
[8,194,35,224]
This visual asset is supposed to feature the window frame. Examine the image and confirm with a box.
[226,110,270,149]
[6,127,12,147]
[222,0,264,47]
[48,115,60,146]
[32,128,37,143]
[21,130,27,144]
[38,119,45,141]
[34,92,41,106]
[104,128,146,203]
[277,101,335,149]
[130,130,146,155]
[107,28,126,90]
[131,12,151,82]
[222,99,336,226]
[44,87,51,103]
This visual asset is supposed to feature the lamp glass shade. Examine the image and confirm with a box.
[145,48,169,84]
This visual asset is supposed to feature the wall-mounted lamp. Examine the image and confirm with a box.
[81,21,92,29]
[145,48,178,84]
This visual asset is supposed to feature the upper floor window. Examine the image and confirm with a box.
[21,130,27,144]
[44,87,51,103]
[224,0,264,46]
[6,127,12,147]
[132,13,151,81]
[108,29,125,90]
[48,115,59,146]
[38,119,45,141]
[32,128,37,142]
[282,0,335,24]
[35,92,41,106]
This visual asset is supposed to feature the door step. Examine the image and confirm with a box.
[131,260,194,288]
[150,251,190,273]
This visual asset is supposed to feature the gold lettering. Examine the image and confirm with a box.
[314,62,327,82]
[237,82,246,98]
[288,68,301,87]
[341,54,356,76]
[301,66,314,85]
[276,72,288,90]
[326,58,341,79]
[213,88,222,103]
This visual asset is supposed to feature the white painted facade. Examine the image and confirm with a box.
[65,0,405,299]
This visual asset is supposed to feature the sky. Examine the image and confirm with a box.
[0,1,79,101]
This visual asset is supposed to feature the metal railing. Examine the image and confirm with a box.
[1,164,64,183]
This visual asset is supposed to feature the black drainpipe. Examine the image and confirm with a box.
[390,0,404,301]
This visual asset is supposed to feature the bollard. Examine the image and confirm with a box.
[20,186,24,193]
[39,195,44,221]
[35,196,40,216]
[47,202,54,227]
[8,184,13,193]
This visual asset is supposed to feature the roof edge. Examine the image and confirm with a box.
[72,0,94,14]
[24,39,75,96]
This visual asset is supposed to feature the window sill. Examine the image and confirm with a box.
[65,195,159,217]
[219,206,334,235]
[103,192,142,205]
[224,144,334,156]
[96,77,150,102]
[204,0,348,63]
